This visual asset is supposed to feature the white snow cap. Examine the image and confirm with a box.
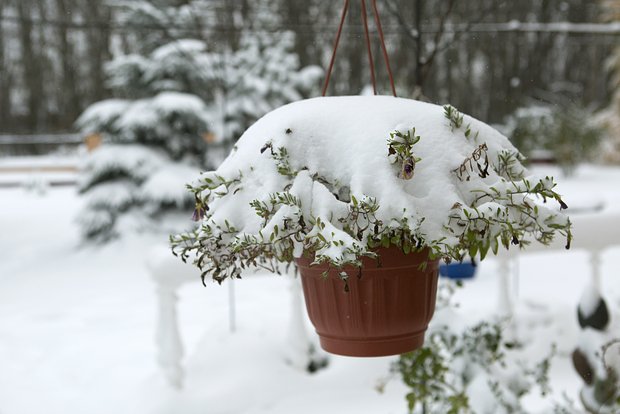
[220,97,546,233]
[141,163,198,209]
[578,282,603,318]
[75,99,130,132]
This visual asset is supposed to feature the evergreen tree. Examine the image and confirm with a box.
[212,31,323,146]
[600,0,620,164]
[76,0,321,241]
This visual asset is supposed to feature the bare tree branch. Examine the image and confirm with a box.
[384,0,419,45]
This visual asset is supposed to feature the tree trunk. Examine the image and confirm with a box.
[83,0,112,103]
[55,0,81,126]
[0,0,12,131]
[17,0,45,131]
[284,0,311,67]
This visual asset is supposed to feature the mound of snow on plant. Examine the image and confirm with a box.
[181,96,570,280]
[215,96,511,233]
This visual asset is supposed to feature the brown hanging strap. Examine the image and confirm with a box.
[371,0,397,97]
[322,0,397,97]
[360,0,377,95]
[322,0,350,96]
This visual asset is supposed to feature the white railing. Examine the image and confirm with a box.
[0,155,80,188]
[0,133,82,145]
[150,210,620,387]
[496,210,620,318]
[146,245,197,388]
[147,246,322,388]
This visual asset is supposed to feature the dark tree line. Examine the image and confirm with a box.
[0,0,614,134]
[1,0,112,133]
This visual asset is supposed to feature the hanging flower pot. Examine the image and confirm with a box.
[171,96,572,357]
[296,247,438,357]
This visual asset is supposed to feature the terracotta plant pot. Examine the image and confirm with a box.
[295,247,439,357]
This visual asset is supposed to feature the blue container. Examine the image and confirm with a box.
[439,261,477,280]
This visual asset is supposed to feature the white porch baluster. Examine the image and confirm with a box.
[497,252,515,319]
[148,245,198,388]
[155,285,184,389]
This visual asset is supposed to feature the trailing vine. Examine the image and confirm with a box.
[453,143,490,181]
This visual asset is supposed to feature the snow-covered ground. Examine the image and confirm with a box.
[0,164,619,414]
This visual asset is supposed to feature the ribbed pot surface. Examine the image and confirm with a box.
[295,247,439,357]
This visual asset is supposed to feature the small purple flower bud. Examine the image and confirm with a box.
[192,202,206,222]
[400,157,415,180]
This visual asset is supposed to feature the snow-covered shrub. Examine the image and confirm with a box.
[598,1,620,165]
[221,31,323,142]
[501,105,602,174]
[75,39,213,240]
[570,287,620,414]
[76,8,320,240]
[76,145,195,240]
[172,96,571,284]
[393,316,554,414]
[98,20,321,147]
[571,339,620,414]
[78,92,212,160]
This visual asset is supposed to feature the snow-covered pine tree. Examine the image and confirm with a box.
[196,0,323,149]
[599,0,620,163]
[75,88,211,240]
[76,0,322,241]
[218,30,323,145]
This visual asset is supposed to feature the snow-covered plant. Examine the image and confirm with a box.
[392,318,554,414]
[171,96,571,284]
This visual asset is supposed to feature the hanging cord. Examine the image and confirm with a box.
[322,0,397,97]
[371,0,397,97]
[321,0,350,96]
[360,0,377,95]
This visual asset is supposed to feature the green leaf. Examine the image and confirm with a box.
[468,244,478,259]
[403,242,411,254]
[381,236,390,248]
[480,241,490,261]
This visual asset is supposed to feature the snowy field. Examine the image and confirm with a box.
[0,163,619,414]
